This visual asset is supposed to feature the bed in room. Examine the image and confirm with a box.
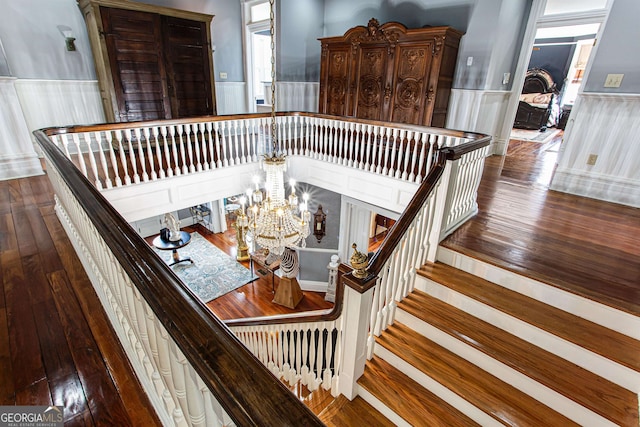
[513,68,560,131]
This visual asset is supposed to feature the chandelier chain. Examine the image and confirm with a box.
[269,0,277,152]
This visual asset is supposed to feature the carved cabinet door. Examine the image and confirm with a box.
[389,43,433,125]
[319,45,352,117]
[353,44,390,121]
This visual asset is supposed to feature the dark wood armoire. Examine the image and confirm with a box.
[318,19,463,127]
[78,0,216,123]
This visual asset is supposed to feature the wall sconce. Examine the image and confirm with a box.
[313,205,326,243]
[57,25,76,52]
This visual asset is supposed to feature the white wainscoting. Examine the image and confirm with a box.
[14,79,105,138]
[551,93,640,208]
[0,77,43,180]
[215,81,248,115]
[262,82,319,113]
[446,89,510,154]
[276,82,319,112]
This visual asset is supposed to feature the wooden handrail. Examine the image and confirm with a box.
[34,130,324,427]
[367,150,448,277]
[441,135,492,160]
[42,111,488,142]
[225,264,346,327]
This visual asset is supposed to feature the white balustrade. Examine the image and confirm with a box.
[48,114,480,193]
[231,319,343,394]
[45,160,232,426]
[366,176,449,358]
[439,144,491,239]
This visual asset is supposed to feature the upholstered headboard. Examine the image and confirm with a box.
[522,68,556,94]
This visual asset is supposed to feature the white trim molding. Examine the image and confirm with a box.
[0,77,43,180]
[446,89,510,155]
[551,92,640,208]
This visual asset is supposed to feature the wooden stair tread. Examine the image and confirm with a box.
[418,261,640,373]
[399,290,638,426]
[359,357,480,427]
[318,395,395,427]
[378,323,580,426]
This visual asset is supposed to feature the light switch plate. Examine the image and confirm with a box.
[604,74,623,88]
[219,72,228,79]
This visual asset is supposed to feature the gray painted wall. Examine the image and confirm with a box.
[0,0,244,82]
[485,0,530,90]
[0,0,96,79]
[584,0,640,93]
[278,0,324,82]
[293,183,341,250]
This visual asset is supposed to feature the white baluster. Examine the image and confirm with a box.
[292,115,299,155]
[213,122,222,168]
[368,281,383,356]
[388,129,399,178]
[132,128,149,182]
[93,131,112,189]
[205,122,215,169]
[219,122,230,166]
[197,123,209,171]
[402,130,413,181]
[414,133,427,182]
[364,124,373,171]
[232,120,241,165]
[141,127,157,180]
[114,131,132,185]
[152,127,166,179]
[183,124,195,173]
[174,125,187,174]
[395,129,405,179]
[104,132,122,187]
[70,133,88,179]
[251,118,260,162]
[83,133,102,189]
[238,120,247,164]
[190,124,202,172]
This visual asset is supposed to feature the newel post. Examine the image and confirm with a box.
[335,256,377,400]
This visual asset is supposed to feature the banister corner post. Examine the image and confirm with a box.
[336,271,377,400]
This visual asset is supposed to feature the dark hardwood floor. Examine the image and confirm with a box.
[2,133,638,424]
[0,174,161,426]
[443,132,640,315]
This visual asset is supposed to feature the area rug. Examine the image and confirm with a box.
[153,232,257,303]
[510,128,561,144]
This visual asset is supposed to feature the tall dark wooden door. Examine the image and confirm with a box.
[100,7,214,122]
[162,16,214,118]
[101,7,172,121]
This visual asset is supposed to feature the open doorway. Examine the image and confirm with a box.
[510,23,599,142]
[506,14,603,187]
[242,0,273,113]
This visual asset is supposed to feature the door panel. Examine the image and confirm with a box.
[322,46,352,117]
[162,16,214,118]
[101,7,171,122]
[353,45,388,121]
[390,43,432,125]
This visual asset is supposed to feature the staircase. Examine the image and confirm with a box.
[355,250,640,426]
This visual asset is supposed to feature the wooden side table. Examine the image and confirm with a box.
[152,231,193,266]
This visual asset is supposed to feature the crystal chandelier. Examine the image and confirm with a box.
[234,0,311,257]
